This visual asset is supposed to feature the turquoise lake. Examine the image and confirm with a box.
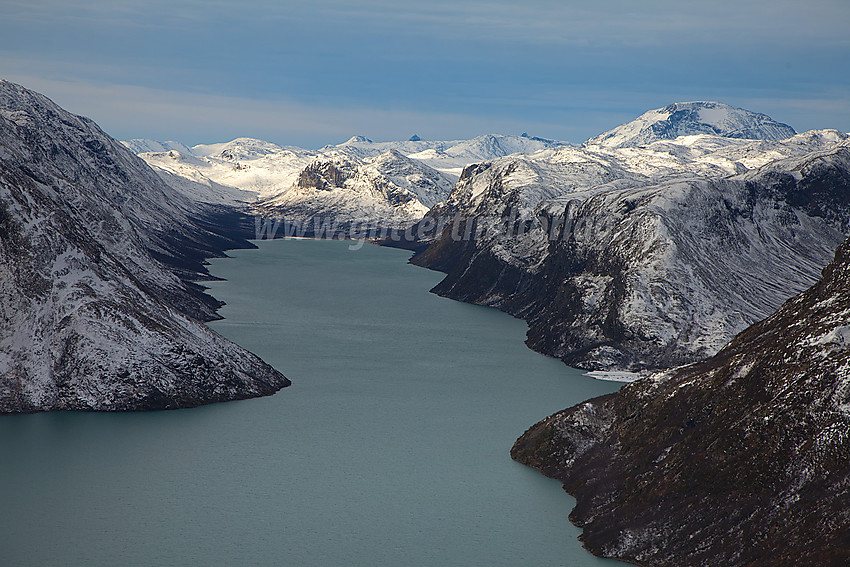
[0,238,621,566]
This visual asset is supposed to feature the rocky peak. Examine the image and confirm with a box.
[295,155,354,191]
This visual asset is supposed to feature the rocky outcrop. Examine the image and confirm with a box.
[295,158,352,191]
[0,79,289,413]
[511,232,850,566]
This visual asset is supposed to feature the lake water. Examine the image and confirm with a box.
[0,238,620,566]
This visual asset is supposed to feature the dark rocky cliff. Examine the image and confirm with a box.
[511,234,850,565]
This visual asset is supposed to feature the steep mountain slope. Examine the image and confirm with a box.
[367,149,453,209]
[511,233,850,566]
[0,79,289,412]
[586,101,797,148]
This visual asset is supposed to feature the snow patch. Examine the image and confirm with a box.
[808,326,850,350]
[584,370,644,383]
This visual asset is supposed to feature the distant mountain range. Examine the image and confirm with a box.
[125,133,565,235]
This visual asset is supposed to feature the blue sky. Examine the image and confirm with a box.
[1,0,848,148]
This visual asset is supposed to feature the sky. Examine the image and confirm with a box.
[1,0,848,148]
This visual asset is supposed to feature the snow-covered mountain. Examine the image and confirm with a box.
[512,231,850,565]
[0,79,289,412]
[586,101,797,148]
[423,129,845,226]
[407,104,849,372]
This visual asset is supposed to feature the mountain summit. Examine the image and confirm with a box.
[586,101,797,148]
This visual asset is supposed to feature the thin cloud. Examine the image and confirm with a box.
[4,0,849,48]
